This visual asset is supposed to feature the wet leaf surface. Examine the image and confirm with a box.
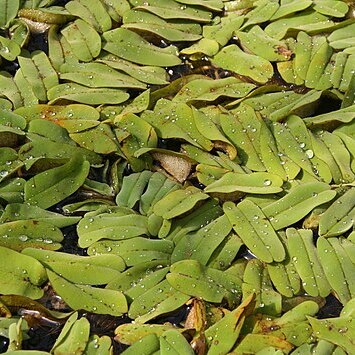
[0,0,354,354]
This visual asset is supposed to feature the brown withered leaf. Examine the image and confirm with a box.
[153,152,192,183]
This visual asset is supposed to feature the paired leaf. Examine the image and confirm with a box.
[224,200,286,263]
[0,220,63,251]
[153,186,209,219]
[308,315,355,354]
[18,51,58,102]
[61,19,101,62]
[48,83,129,105]
[212,45,274,83]
[0,246,47,299]
[47,270,128,316]
[262,182,336,230]
[167,259,241,305]
[287,228,331,297]
[77,208,149,248]
[23,248,125,285]
[24,154,90,209]
[0,0,20,28]
[102,28,181,67]
[128,279,190,323]
[319,188,355,237]
[317,237,355,305]
[205,172,283,194]
[205,294,256,355]
[242,259,282,316]
[88,237,174,266]
[51,313,90,355]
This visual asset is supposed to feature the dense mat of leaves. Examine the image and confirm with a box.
[0,0,355,354]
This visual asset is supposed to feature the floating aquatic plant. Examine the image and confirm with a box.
[0,0,354,354]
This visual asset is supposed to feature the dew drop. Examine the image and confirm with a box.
[263,179,271,186]
[305,149,314,159]
[0,170,9,178]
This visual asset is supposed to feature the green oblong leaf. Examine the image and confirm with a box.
[237,26,291,62]
[318,131,355,183]
[77,209,149,248]
[0,246,47,299]
[224,200,286,263]
[18,51,58,102]
[19,137,102,168]
[313,0,348,17]
[142,99,213,151]
[264,11,332,40]
[167,198,223,242]
[167,259,241,304]
[267,258,301,298]
[115,323,183,345]
[173,77,256,103]
[102,28,181,67]
[0,0,20,28]
[23,248,125,285]
[87,237,174,266]
[262,182,336,230]
[47,83,129,105]
[308,315,355,354]
[233,333,293,354]
[160,329,194,355]
[305,41,333,89]
[304,105,355,128]
[134,0,212,22]
[259,123,290,181]
[242,259,282,316]
[205,294,256,355]
[212,44,274,84]
[122,9,202,42]
[51,315,90,355]
[47,269,128,316]
[270,0,312,20]
[0,147,23,183]
[59,62,146,89]
[98,55,169,85]
[171,214,233,265]
[85,335,112,355]
[0,178,25,204]
[0,71,37,109]
[319,188,355,237]
[317,237,355,305]
[0,220,63,251]
[128,279,190,323]
[287,228,331,297]
[65,0,112,33]
[241,0,279,29]
[153,186,209,219]
[69,123,120,154]
[220,105,265,171]
[107,261,170,301]
[61,19,101,62]
[205,171,283,194]
[121,333,160,355]
[14,103,100,131]
[0,36,21,61]
[24,154,90,209]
